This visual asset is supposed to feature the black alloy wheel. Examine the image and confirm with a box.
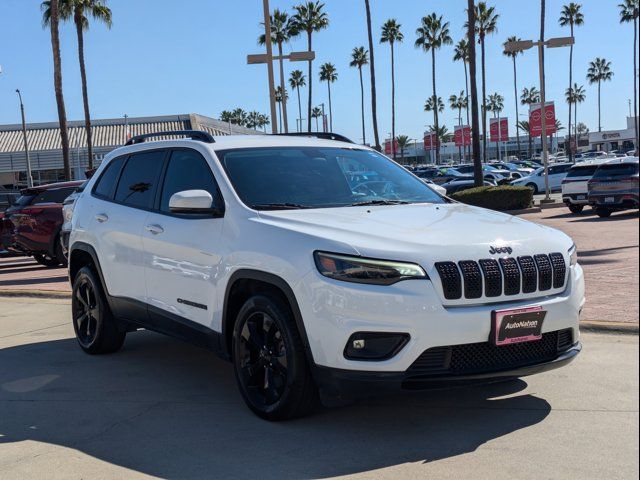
[71,266,126,354]
[237,311,289,407]
[233,294,318,420]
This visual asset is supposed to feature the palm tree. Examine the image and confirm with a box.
[430,125,450,148]
[350,46,369,144]
[415,13,453,165]
[43,0,112,170]
[566,83,586,152]
[559,3,584,161]
[470,2,499,163]
[41,0,71,180]
[450,91,468,161]
[259,8,298,134]
[517,120,534,158]
[381,19,404,160]
[274,86,289,133]
[466,0,483,186]
[363,0,381,151]
[231,108,248,127]
[503,35,523,157]
[587,57,614,132]
[292,2,329,133]
[319,63,338,132]
[619,0,639,152]
[520,86,540,158]
[246,111,261,130]
[289,70,306,132]
[424,96,445,116]
[396,135,411,163]
[487,92,504,159]
[311,106,323,132]
[220,110,233,124]
[453,38,471,160]
[258,114,271,133]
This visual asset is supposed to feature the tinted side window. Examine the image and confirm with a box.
[94,157,126,199]
[160,150,220,213]
[33,187,76,204]
[114,151,165,209]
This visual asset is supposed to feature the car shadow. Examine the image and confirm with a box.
[570,211,640,223]
[0,332,552,479]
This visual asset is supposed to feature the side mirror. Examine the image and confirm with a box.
[169,190,219,215]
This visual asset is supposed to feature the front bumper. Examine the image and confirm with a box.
[314,341,581,394]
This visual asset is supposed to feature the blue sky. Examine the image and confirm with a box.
[0,0,637,143]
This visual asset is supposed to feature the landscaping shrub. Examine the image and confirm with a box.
[450,186,533,212]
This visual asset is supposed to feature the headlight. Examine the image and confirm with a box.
[569,244,578,266]
[314,251,428,285]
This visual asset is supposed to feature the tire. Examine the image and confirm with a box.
[232,294,318,421]
[55,238,68,268]
[596,209,613,218]
[526,183,539,194]
[568,204,584,214]
[71,266,126,354]
[34,253,61,268]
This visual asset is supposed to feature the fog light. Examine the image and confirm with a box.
[344,332,410,361]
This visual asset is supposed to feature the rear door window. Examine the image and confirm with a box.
[94,156,126,199]
[114,151,166,209]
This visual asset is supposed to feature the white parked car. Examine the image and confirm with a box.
[511,163,574,194]
[68,131,584,420]
[561,160,608,214]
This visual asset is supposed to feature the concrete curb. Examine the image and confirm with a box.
[1,290,637,335]
[538,202,567,210]
[0,289,71,300]
[580,321,639,335]
[505,207,542,215]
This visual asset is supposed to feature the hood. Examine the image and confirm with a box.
[256,202,573,265]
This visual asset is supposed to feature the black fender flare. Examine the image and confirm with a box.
[221,269,313,365]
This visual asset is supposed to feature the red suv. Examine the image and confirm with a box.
[1,181,83,267]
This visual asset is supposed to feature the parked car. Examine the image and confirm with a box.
[510,162,574,194]
[67,131,583,420]
[490,161,534,179]
[562,160,608,214]
[60,182,87,260]
[588,158,639,218]
[441,179,496,195]
[1,181,83,267]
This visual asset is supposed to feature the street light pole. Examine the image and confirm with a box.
[504,35,574,202]
[15,89,33,188]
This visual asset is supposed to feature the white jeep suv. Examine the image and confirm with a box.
[68,131,584,420]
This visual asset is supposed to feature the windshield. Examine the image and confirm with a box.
[593,163,639,178]
[217,147,445,210]
[15,194,36,207]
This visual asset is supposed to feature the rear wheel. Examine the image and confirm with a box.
[568,204,584,214]
[72,266,125,354]
[34,254,61,268]
[596,208,613,218]
[526,183,539,194]
[233,294,318,421]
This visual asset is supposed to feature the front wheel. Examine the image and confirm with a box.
[72,266,125,354]
[568,204,584,214]
[233,294,318,421]
[34,253,61,268]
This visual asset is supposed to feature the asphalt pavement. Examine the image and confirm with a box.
[0,297,638,480]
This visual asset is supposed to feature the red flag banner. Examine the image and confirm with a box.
[529,102,556,137]
[423,132,439,150]
[384,139,399,155]
[454,125,472,147]
[489,118,509,142]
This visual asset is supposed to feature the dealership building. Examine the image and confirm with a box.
[588,116,638,153]
[0,113,257,188]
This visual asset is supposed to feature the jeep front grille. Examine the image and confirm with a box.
[435,253,567,301]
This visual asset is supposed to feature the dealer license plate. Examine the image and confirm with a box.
[492,306,546,346]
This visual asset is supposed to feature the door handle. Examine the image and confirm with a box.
[95,213,109,223]
[145,224,164,235]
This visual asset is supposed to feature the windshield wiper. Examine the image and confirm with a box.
[351,199,410,207]
[251,203,311,210]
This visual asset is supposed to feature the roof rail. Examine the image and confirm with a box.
[125,130,216,146]
[271,132,355,144]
